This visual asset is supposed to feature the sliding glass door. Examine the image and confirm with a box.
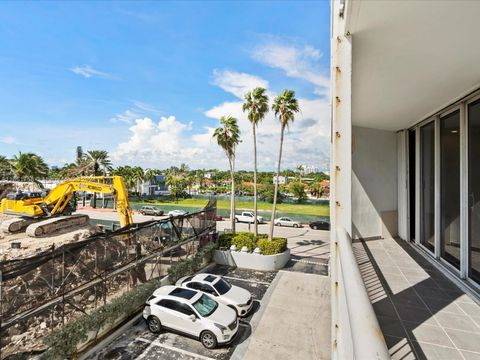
[420,122,435,252]
[468,100,480,284]
[440,110,461,269]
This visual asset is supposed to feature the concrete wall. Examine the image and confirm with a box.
[352,126,398,239]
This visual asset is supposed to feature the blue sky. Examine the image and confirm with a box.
[0,1,331,171]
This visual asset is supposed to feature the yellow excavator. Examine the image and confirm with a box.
[0,176,133,237]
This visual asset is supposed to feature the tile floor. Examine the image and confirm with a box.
[354,238,480,360]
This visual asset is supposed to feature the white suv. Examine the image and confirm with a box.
[143,285,238,348]
[176,274,253,317]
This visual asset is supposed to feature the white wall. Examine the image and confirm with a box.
[352,126,398,239]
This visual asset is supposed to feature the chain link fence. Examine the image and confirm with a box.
[0,198,217,359]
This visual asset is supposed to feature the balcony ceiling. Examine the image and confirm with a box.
[349,0,480,131]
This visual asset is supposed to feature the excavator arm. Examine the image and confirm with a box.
[0,176,134,228]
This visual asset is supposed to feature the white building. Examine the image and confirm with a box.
[330,1,480,359]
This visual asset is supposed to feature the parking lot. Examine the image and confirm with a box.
[83,265,278,360]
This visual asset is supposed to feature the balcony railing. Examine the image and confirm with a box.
[331,227,390,359]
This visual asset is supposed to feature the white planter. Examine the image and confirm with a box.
[214,248,290,271]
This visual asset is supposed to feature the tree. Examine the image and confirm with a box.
[213,116,241,233]
[0,155,12,179]
[243,87,269,237]
[165,174,187,201]
[289,181,307,203]
[310,181,324,199]
[10,152,49,182]
[82,150,112,208]
[268,90,300,240]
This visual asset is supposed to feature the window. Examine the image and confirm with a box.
[169,287,196,300]
[175,303,196,316]
[158,299,176,309]
[213,279,232,295]
[203,275,217,283]
[192,294,218,317]
[186,282,202,290]
[200,284,217,296]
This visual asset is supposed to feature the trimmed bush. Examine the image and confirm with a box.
[257,237,288,255]
[218,233,235,248]
[231,232,257,252]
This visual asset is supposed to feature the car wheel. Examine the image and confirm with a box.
[313,225,318,230]
[235,218,239,223]
[141,211,145,215]
[200,330,217,349]
[276,222,281,226]
[293,224,299,228]
[147,316,162,334]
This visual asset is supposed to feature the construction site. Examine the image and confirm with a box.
[0,178,217,359]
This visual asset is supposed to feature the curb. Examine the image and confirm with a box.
[229,270,284,360]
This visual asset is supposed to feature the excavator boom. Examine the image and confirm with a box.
[0,176,134,235]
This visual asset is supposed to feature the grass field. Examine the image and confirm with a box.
[132,197,330,217]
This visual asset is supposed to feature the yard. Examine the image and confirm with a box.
[131,198,329,217]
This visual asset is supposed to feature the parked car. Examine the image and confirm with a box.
[143,286,238,349]
[274,217,302,228]
[140,206,164,216]
[176,274,253,317]
[309,220,330,230]
[212,214,223,221]
[168,209,189,217]
[234,211,264,224]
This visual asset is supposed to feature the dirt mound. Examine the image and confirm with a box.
[0,181,42,200]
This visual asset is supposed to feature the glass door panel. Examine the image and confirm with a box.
[440,110,460,269]
[420,122,435,252]
[468,100,480,284]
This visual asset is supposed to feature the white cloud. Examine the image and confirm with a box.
[112,116,210,168]
[71,65,112,79]
[212,70,269,99]
[1,136,16,144]
[252,40,329,96]
[111,100,162,124]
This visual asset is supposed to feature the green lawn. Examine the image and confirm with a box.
[132,197,329,217]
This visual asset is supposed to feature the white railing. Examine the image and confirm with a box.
[331,227,390,359]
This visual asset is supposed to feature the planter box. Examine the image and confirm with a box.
[214,249,290,271]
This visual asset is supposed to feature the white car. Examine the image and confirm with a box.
[176,274,253,317]
[143,285,238,349]
[274,217,302,228]
[168,209,188,217]
[234,211,264,224]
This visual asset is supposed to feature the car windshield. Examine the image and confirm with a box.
[213,278,232,295]
[192,294,218,317]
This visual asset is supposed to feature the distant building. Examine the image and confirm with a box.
[141,175,168,195]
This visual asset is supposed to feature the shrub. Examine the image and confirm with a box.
[42,278,160,359]
[231,232,257,252]
[218,233,234,248]
[257,237,288,255]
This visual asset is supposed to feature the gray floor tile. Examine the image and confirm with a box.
[412,341,463,360]
[434,312,480,332]
[423,296,464,315]
[445,328,480,353]
[457,302,480,317]
[461,350,480,360]
[403,321,454,346]
[378,316,408,338]
[396,304,436,325]
[373,300,399,319]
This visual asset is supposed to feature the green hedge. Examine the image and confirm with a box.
[167,241,218,283]
[42,241,218,359]
[219,232,287,255]
[231,232,257,252]
[42,279,159,359]
[257,237,288,255]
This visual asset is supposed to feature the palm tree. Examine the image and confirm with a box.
[10,152,49,182]
[213,116,241,233]
[243,87,269,237]
[83,150,112,208]
[268,90,300,240]
[132,166,145,195]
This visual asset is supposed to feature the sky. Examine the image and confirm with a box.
[0,1,331,171]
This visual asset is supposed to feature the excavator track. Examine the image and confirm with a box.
[0,217,39,234]
[26,214,90,237]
